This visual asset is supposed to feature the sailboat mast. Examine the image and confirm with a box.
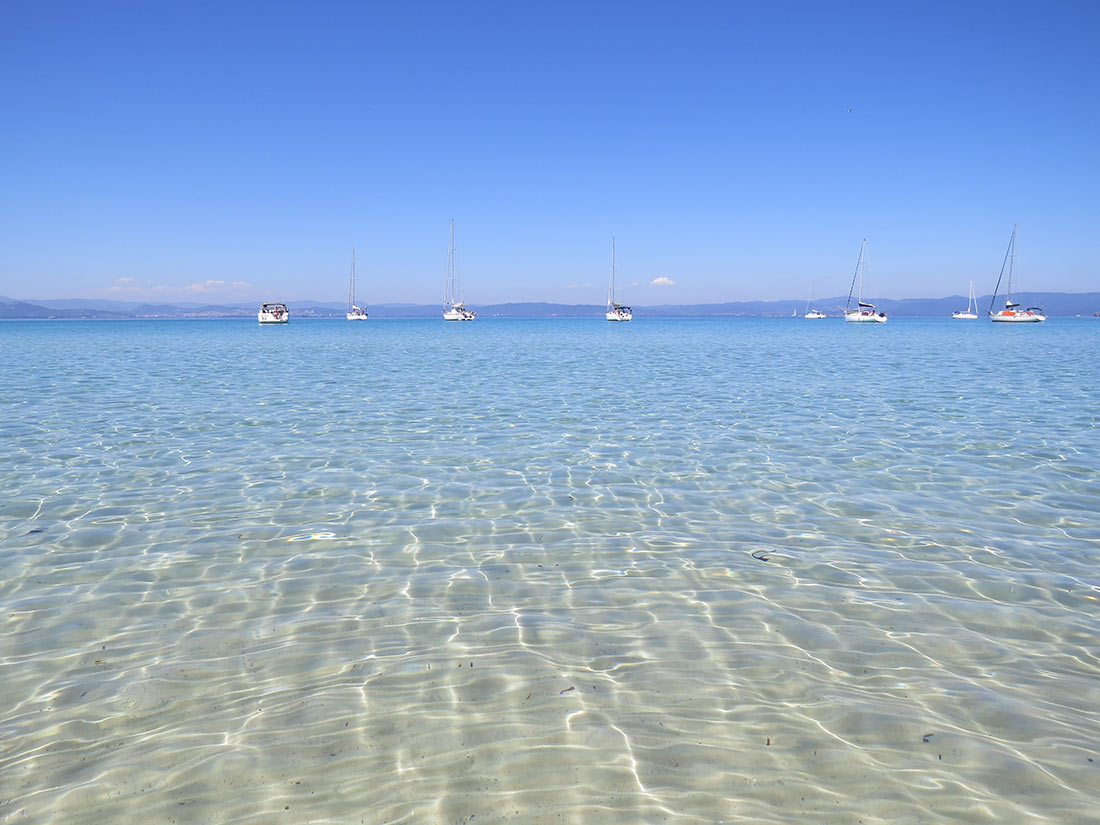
[608,236,616,310]
[988,225,1017,313]
[846,239,866,310]
[348,247,356,310]
[1007,225,1016,300]
[445,219,456,308]
[860,242,866,304]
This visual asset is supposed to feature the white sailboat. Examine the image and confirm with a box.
[442,219,476,321]
[804,281,826,319]
[605,236,632,321]
[952,281,978,319]
[843,239,887,323]
[346,248,368,320]
[988,226,1045,322]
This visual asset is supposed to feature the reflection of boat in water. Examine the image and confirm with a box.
[952,281,978,319]
[442,219,476,321]
[804,281,826,319]
[605,236,632,321]
[258,302,289,324]
[346,248,368,320]
[843,240,886,323]
[988,226,1045,323]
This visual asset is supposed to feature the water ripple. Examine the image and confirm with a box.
[1,318,1098,823]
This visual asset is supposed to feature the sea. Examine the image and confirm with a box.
[2,317,1098,824]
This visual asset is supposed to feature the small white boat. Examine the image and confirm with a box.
[605,236,632,321]
[443,219,476,321]
[804,281,826,318]
[989,226,1045,322]
[843,240,887,323]
[952,281,978,319]
[606,302,632,321]
[258,302,289,324]
[443,301,476,321]
[346,248,368,320]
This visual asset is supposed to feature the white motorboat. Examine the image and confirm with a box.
[346,248,368,320]
[989,226,1045,322]
[843,240,887,323]
[952,281,978,319]
[258,302,289,324]
[605,236,632,321]
[804,281,826,318]
[443,219,476,321]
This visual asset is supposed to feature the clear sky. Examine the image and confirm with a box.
[1,0,1097,305]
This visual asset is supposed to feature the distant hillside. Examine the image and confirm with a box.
[4,293,1100,319]
[17,298,219,311]
[0,297,130,319]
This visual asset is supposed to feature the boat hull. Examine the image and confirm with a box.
[990,311,1045,322]
[844,311,886,323]
[258,303,289,324]
[804,311,826,319]
[952,312,978,319]
[606,311,632,321]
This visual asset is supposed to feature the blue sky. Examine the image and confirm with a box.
[1,0,1097,304]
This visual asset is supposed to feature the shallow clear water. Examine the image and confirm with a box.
[2,317,1098,824]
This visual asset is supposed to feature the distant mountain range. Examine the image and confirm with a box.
[3,294,1100,319]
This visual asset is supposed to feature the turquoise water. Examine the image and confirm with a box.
[2,317,1099,824]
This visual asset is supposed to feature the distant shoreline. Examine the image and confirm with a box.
[4,293,1099,320]
[4,312,1100,321]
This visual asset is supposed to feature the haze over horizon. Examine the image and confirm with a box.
[2,1,1096,306]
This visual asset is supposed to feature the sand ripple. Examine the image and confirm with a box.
[1,318,1098,823]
